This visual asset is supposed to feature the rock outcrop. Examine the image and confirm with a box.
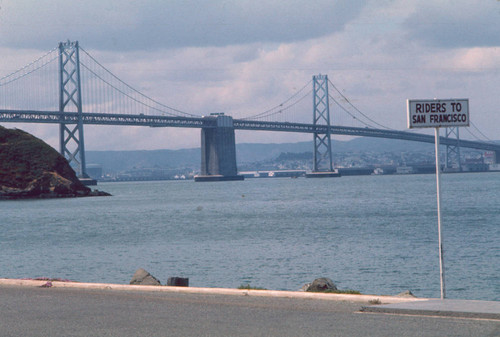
[0,126,109,199]
[396,290,416,298]
[304,277,338,292]
[130,268,162,286]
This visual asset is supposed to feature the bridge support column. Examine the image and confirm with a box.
[58,40,88,178]
[306,74,340,178]
[494,151,500,164]
[444,127,462,172]
[195,115,243,182]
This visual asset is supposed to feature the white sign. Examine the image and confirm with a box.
[407,99,469,129]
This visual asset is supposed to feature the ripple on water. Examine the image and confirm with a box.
[0,173,499,300]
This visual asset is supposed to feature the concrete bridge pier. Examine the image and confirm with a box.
[195,114,244,182]
[495,150,500,164]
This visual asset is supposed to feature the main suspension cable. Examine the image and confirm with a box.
[79,47,198,117]
[470,121,494,142]
[328,79,391,130]
[242,79,312,120]
[329,94,377,129]
[0,47,59,85]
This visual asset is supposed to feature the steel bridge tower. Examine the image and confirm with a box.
[312,74,334,172]
[444,127,462,171]
[58,41,87,178]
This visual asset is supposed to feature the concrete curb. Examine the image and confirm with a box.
[0,278,427,304]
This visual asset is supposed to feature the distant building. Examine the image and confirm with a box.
[396,166,414,174]
[86,164,103,179]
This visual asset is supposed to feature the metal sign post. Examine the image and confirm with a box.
[407,98,469,300]
[434,127,445,299]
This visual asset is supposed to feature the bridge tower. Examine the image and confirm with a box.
[444,127,462,171]
[58,40,88,178]
[195,114,244,182]
[307,74,338,177]
[312,74,332,171]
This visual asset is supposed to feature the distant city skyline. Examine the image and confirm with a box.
[1,0,499,150]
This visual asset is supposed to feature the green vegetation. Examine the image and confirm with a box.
[306,289,362,295]
[238,284,267,290]
[275,151,312,161]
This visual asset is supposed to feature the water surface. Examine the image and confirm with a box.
[1,172,498,300]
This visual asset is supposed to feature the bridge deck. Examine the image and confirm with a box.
[1,109,499,152]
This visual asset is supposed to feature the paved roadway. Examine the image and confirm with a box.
[1,284,499,337]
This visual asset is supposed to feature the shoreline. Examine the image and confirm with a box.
[0,278,427,304]
[3,278,499,323]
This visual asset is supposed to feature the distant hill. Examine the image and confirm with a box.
[86,137,436,173]
[236,138,435,162]
[331,137,435,153]
[87,148,200,172]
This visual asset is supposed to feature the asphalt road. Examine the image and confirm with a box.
[1,285,499,337]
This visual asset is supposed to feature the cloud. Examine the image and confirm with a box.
[1,0,499,151]
[0,0,368,51]
[403,0,500,48]
[424,47,500,72]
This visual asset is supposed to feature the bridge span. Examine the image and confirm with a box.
[1,41,499,181]
[1,109,500,179]
[1,109,499,153]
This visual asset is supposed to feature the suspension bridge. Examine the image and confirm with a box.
[1,41,499,181]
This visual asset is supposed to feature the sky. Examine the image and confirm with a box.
[0,0,499,151]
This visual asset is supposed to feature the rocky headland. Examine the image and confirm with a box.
[0,126,110,199]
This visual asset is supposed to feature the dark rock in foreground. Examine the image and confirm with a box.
[305,277,338,292]
[0,126,110,199]
[130,268,162,286]
[396,290,416,298]
[167,277,189,287]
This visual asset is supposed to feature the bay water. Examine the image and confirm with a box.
[1,172,499,300]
